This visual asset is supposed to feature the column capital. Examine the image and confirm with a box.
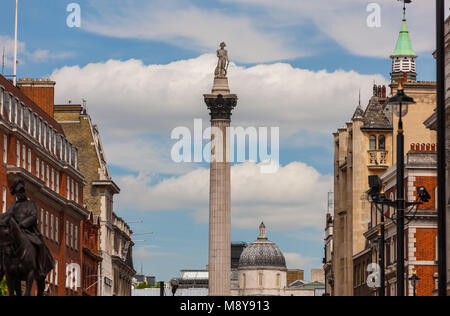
[204,93,238,120]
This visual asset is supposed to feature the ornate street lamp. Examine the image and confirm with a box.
[409,269,421,296]
[368,176,430,297]
[387,76,415,296]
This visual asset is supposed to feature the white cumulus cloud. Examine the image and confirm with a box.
[52,54,387,142]
[115,161,332,231]
[284,252,317,271]
[222,0,437,58]
[82,0,436,62]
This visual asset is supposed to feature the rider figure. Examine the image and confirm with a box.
[4,178,54,279]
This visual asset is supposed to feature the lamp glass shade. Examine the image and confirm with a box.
[394,103,408,117]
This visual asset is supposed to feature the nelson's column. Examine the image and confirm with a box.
[204,42,238,296]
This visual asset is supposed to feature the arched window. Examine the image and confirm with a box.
[242,274,246,289]
[259,273,263,288]
[379,135,386,150]
[276,274,281,288]
[370,135,377,150]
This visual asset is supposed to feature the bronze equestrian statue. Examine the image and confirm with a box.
[0,178,54,296]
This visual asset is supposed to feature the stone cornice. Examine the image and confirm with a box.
[111,255,136,276]
[92,180,120,194]
[6,166,90,219]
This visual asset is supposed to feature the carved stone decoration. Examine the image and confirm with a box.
[380,152,387,164]
[215,42,229,79]
[204,94,238,120]
[369,152,377,165]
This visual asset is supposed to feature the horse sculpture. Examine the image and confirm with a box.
[0,215,46,296]
[0,178,53,296]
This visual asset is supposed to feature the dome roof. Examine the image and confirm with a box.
[238,223,287,270]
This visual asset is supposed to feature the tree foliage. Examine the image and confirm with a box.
[0,278,7,296]
[136,282,160,289]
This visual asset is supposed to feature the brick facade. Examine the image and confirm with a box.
[0,74,100,296]
[353,151,438,296]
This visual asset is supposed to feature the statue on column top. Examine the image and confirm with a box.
[215,42,229,79]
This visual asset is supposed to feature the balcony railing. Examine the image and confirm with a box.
[367,150,388,170]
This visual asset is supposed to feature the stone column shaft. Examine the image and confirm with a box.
[204,91,237,296]
[209,118,231,296]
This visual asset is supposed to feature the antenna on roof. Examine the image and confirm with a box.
[13,0,18,86]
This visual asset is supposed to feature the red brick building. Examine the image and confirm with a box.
[354,147,438,296]
[0,74,100,296]
[81,212,102,296]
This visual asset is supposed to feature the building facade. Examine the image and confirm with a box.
[331,9,437,296]
[53,103,135,296]
[423,15,450,296]
[111,213,135,296]
[81,212,102,296]
[323,213,334,295]
[353,149,438,296]
[0,75,100,296]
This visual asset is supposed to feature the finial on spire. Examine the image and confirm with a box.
[399,0,412,19]
[258,222,267,239]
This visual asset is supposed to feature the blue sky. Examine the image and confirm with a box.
[0,0,440,282]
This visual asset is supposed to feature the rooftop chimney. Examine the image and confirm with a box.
[17,78,56,118]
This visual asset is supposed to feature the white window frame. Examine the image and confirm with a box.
[2,187,6,213]
[40,209,44,234]
[55,260,58,286]
[18,102,23,129]
[46,164,49,187]
[45,211,49,238]
[75,225,78,251]
[66,221,69,247]
[55,217,59,243]
[16,140,20,166]
[3,134,7,165]
[56,171,60,194]
[66,177,70,200]
[27,148,31,172]
[22,144,26,169]
[7,93,12,122]
[50,214,54,241]
[70,223,74,249]
[36,157,40,177]
[0,87,3,116]
[71,179,74,201]
[75,183,79,204]
[51,168,55,191]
